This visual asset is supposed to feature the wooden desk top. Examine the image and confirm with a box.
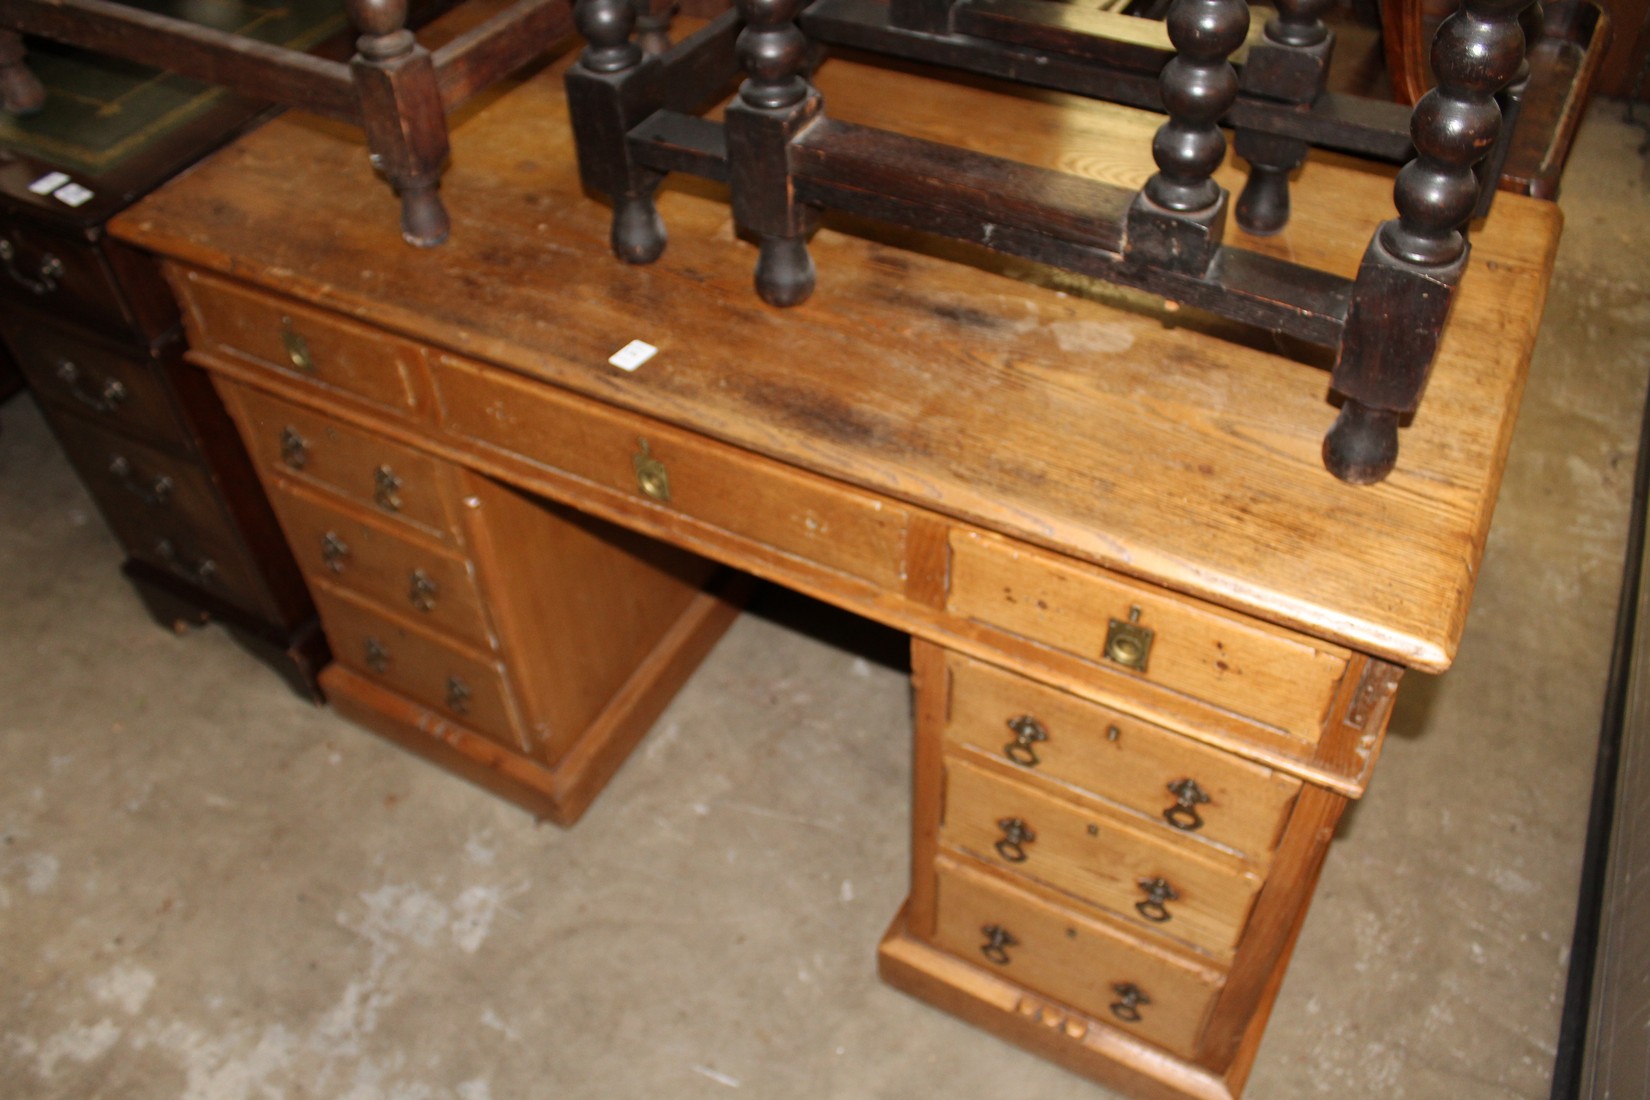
[110,46,1562,672]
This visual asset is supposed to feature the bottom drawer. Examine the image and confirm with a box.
[311,579,525,753]
[929,854,1224,1061]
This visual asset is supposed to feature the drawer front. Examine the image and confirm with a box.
[947,530,1349,743]
[432,356,910,589]
[268,480,492,650]
[942,757,1261,954]
[0,223,136,334]
[176,268,426,415]
[945,652,1301,859]
[931,854,1223,1060]
[311,580,524,752]
[227,382,461,544]
[5,319,186,445]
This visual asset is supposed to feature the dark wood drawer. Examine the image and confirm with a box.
[311,579,525,753]
[943,651,1301,861]
[941,755,1263,955]
[930,853,1223,1061]
[3,316,188,447]
[0,220,171,338]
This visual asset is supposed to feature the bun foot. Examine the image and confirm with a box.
[1323,401,1400,485]
[1236,165,1290,236]
[399,184,450,248]
[755,235,814,308]
[613,194,667,264]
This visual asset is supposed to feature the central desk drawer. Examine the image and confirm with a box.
[311,580,524,753]
[942,756,1262,954]
[267,480,492,651]
[431,356,910,590]
[944,651,1301,860]
[930,854,1223,1061]
[948,530,1350,743]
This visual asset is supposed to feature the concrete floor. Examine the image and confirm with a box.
[3,103,1648,1100]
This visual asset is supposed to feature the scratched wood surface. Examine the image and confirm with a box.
[109,45,1562,671]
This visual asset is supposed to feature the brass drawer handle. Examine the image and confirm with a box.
[108,455,173,507]
[445,675,472,715]
[320,531,350,573]
[1003,714,1047,767]
[280,427,309,470]
[281,318,316,373]
[363,637,389,673]
[994,817,1036,863]
[1109,983,1150,1024]
[154,538,217,585]
[54,359,126,414]
[1104,605,1153,672]
[1135,877,1179,923]
[633,438,671,502]
[1164,778,1210,832]
[0,237,64,295]
[979,923,1018,966]
[408,569,438,611]
[373,465,403,512]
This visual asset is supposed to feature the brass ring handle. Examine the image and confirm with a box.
[1135,877,1179,923]
[280,427,309,470]
[994,817,1035,863]
[1003,714,1047,767]
[1164,777,1210,832]
[408,569,438,611]
[55,359,126,414]
[373,465,403,512]
[445,675,472,715]
[0,237,64,295]
[1109,983,1150,1023]
[108,455,173,507]
[1104,605,1154,672]
[364,637,389,674]
[979,923,1018,966]
[321,532,350,573]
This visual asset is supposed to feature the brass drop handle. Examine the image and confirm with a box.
[408,569,438,611]
[1104,605,1154,672]
[320,531,350,573]
[364,637,389,674]
[55,359,126,414]
[108,455,173,507]
[994,817,1036,863]
[1003,714,1048,767]
[373,465,403,512]
[154,538,217,585]
[1109,983,1150,1023]
[281,318,316,373]
[280,427,309,470]
[445,675,472,715]
[633,438,671,502]
[979,923,1018,966]
[0,237,64,295]
[1135,877,1179,923]
[1164,777,1211,832]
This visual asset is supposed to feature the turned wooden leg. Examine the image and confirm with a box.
[726,0,820,307]
[1233,0,1333,235]
[0,30,45,115]
[632,0,677,55]
[348,0,452,247]
[1234,132,1304,236]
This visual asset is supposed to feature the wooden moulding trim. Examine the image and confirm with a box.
[188,351,1383,798]
[317,577,742,825]
[878,904,1238,1100]
[0,0,359,123]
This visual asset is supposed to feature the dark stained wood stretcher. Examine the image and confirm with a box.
[0,0,578,245]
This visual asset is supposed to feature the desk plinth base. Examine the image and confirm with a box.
[878,903,1252,1100]
[320,582,743,826]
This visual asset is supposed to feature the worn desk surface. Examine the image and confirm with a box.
[110,45,1562,673]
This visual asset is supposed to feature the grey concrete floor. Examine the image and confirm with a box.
[3,104,1649,1100]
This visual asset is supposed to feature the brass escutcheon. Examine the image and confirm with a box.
[1104,605,1153,672]
[633,439,671,502]
[281,318,315,373]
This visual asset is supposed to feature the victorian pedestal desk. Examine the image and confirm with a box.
[109,44,1562,1100]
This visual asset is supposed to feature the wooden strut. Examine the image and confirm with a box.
[0,0,582,246]
[565,0,1536,483]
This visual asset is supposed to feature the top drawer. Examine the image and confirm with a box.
[0,220,171,338]
[948,531,1350,743]
[173,268,429,417]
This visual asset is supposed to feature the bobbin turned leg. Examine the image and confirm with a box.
[567,0,668,263]
[726,0,820,307]
[0,30,44,115]
[348,0,451,247]
[1325,0,1535,484]
[1234,0,1333,235]
[1124,0,1249,274]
